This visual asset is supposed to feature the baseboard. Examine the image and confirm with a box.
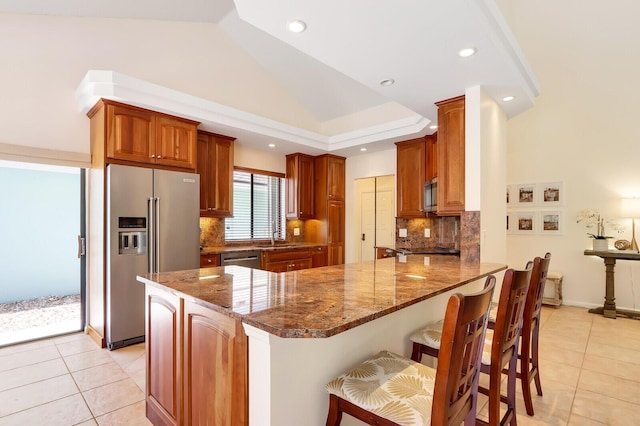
[86,325,106,348]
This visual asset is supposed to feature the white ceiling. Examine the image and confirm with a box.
[1,0,539,157]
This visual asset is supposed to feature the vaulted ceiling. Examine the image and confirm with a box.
[0,0,538,156]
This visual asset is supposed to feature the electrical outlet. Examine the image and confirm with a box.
[294,227,300,236]
[423,256,430,266]
[399,228,407,237]
[424,228,431,238]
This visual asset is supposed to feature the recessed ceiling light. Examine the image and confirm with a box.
[287,20,307,33]
[429,125,438,130]
[268,143,276,148]
[379,78,395,87]
[502,96,515,102]
[360,148,367,152]
[458,47,477,58]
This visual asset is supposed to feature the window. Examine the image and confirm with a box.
[225,169,285,241]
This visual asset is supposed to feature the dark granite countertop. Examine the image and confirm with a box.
[137,256,505,338]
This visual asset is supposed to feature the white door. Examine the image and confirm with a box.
[375,175,395,250]
[355,175,395,262]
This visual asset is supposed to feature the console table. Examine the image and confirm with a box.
[584,249,640,319]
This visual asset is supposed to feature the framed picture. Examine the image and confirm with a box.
[506,185,513,206]
[540,211,563,235]
[506,214,513,234]
[514,211,536,234]
[515,183,537,207]
[539,181,563,206]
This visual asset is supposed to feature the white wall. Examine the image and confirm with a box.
[503,1,640,310]
[234,143,286,173]
[0,14,319,157]
[465,87,508,265]
[345,149,397,263]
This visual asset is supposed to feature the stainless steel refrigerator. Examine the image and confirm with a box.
[106,164,200,350]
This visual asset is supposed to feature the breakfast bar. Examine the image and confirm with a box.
[138,255,506,426]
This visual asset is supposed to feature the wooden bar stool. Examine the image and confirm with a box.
[325,275,496,426]
[484,254,551,416]
[410,266,532,426]
[517,253,551,416]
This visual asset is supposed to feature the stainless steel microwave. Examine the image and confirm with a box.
[424,178,437,212]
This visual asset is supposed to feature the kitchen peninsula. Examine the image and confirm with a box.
[137,255,505,426]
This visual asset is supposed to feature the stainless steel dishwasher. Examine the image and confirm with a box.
[220,250,261,268]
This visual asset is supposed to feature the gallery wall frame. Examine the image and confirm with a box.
[540,211,563,235]
[539,181,563,206]
[513,211,536,235]
[507,181,565,235]
[515,183,537,207]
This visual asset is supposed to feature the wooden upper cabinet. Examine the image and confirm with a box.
[100,100,198,170]
[156,116,197,169]
[425,133,437,182]
[327,156,345,201]
[106,104,155,164]
[395,138,427,218]
[197,131,234,218]
[286,153,314,219]
[435,95,465,216]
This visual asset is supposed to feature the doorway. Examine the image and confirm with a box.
[355,175,395,262]
[0,160,85,346]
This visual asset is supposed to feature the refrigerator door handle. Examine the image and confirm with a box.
[155,197,161,273]
[148,197,154,273]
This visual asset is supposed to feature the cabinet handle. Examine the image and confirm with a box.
[151,154,156,158]
[207,259,212,263]
[157,156,162,159]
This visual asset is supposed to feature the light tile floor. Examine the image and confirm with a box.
[0,305,639,425]
[0,333,149,425]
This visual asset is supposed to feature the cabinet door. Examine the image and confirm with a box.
[264,260,291,273]
[106,105,155,163]
[286,154,314,219]
[395,139,426,217]
[328,244,344,266]
[197,134,213,215]
[327,201,345,265]
[288,258,312,271]
[156,115,197,170]
[200,253,221,268]
[146,287,182,426]
[311,246,328,268]
[327,156,345,201]
[425,134,437,182]
[197,133,234,217]
[436,96,465,215]
[183,300,248,426]
[211,138,234,217]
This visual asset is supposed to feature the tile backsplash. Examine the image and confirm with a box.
[395,216,460,250]
[199,217,307,247]
[200,217,225,247]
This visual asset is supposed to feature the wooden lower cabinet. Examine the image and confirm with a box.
[261,248,315,272]
[146,287,182,426]
[145,286,248,426]
[311,246,328,268]
[200,253,221,268]
[183,301,247,426]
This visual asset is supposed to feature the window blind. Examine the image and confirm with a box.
[225,170,285,241]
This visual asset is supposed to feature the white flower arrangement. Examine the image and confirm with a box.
[576,209,625,239]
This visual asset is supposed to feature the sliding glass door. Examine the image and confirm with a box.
[0,160,85,346]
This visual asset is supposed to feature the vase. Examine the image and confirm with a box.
[592,239,609,251]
